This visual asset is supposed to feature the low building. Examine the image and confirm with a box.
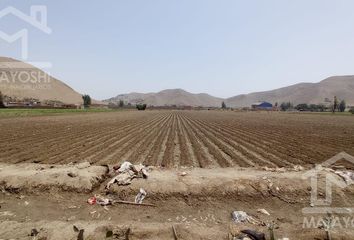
[251,101,273,110]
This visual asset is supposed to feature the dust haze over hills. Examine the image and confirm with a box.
[1,57,353,107]
[225,76,354,107]
[106,76,354,108]
[104,89,224,107]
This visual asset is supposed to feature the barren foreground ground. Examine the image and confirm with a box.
[0,110,353,167]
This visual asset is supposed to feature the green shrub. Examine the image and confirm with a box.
[136,104,147,111]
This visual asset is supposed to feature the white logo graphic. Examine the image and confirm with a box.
[0,6,51,60]
[302,152,354,214]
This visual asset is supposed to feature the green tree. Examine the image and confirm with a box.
[119,100,124,108]
[295,103,309,111]
[280,102,293,111]
[82,94,91,108]
[221,101,227,109]
[0,91,5,108]
[136,103,147,111]
[339,100,346,112]
[332,96,338,113]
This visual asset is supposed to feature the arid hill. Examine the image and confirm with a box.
[0,57,101,105]
[106,76,354,108]
[225,76,354,107]
[105,88,224,107]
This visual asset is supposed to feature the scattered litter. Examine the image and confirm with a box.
[135,188,147,204]
[96,195,112,206]
[87,196,96,205]
[334,170,354,185]
[106,161,149,189]
[241,229,265,240]
[180,172,187,176]
[257,209,270,216]
[103,206,109,211]
[68,205,78,209]
[293,165,304,171]
[87,195,112,206]
[116,161,133,173]
[24,201,29,206]
[231,211,257,224]
[73,225,79,232]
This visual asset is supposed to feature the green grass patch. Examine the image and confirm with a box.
[0,108,118,118]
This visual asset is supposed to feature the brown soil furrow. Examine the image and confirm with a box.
[0,124,100,161]
[155,121,172,167]
[42,124,135,164]
[188,117,279,167]
[125,113,174,165]
[144,114,173,167]
[161,113,179,168]
[11,115,159,164]
[193,117,293,167]
[95,113,172,165]
[175,112,196,167]
[178,113,219,168]
[80,114,167,163]
[180,114,234,167]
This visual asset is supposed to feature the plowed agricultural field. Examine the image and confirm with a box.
[1,110,353,167]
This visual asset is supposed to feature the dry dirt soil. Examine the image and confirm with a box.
[0,110,353,167]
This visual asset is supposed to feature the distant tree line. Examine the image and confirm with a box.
[279,96,348,113]
[280,102,293,111]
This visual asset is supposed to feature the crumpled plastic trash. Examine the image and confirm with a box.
[116,161,133,173]
[334,170,354,185]
[231,211,249,223]
[96,195,112,206]
[87,195,112,206]
[106,161,149,189]
[87,196,96,205]
[231,211,257,224]
[135,188,147,204]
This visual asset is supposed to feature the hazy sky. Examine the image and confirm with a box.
[1,0,354,100]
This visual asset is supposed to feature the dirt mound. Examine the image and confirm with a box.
[0,162,108,193]
[1,163,354,239]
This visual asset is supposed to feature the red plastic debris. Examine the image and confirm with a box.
[87,196,96,205]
